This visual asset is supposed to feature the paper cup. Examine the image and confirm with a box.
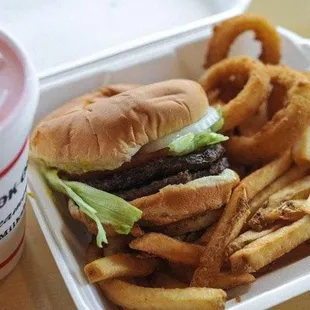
[0,29,38,279]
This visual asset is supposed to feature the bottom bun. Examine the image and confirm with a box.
[68,169,239,234]
[132,169,239,226]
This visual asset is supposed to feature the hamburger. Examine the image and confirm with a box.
[30,80,239,246]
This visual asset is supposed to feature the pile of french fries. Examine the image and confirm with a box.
[84,144,310,309]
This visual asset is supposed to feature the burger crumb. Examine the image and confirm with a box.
[235,296,241,303]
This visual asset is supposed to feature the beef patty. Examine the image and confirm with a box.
[82,144,225,191]
[115,157,229,200]
[72,144,228,200]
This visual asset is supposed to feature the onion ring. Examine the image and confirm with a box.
[207,76,247,107]
[238,65,301,136]
[199,56,270,132]
[204,14,281,68]
[266,65,303,119]
[226,80,310,164]
[237,102,268,137]
[238,66,307,137]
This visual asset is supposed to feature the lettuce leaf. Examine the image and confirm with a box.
[168,130,228,156]
[42,168,142,247]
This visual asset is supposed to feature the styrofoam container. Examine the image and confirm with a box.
[27,1,310,309]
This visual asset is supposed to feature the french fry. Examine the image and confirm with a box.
[172,234,188,242]
[131,224,145,237]
[196,223,217,246]
[249,165,309,215]
[249,200,310,231]
[136,252,157,259]
[191,185,250,286]
[230,215,310,273]
[182,231,205,243]
[192,272,255,290]
[103,235,132,257]
[150,272,187,289]
[267,175,310,208]
[135,277,150,287]
[159,209,222,236]
[226,225,282,257]
[250,176,310,230]
[174,230,204,243]
[255,243,310,276]
[169,262,195,284]
[100,279,227,310]
[240,149,292,201]
[129,233,204,266]
[84,253,157,283]
[293,126,310,166]
[279,200,310,219]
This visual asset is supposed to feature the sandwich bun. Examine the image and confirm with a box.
[30,80,209,174]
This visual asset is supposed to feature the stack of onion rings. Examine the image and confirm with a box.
[200,15,310,165]
[226,80,310,164]
[204,14,281,68]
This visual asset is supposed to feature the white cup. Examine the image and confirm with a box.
[0,29,38,280]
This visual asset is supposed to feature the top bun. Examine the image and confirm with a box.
[30,80,209,174]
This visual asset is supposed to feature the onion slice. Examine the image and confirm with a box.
[140,107,220,154]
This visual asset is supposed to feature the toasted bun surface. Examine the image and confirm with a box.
[31,80,209,174]
[132,169,239,225]
[68,169,239,233]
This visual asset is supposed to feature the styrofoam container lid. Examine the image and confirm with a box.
[0,0,251,78]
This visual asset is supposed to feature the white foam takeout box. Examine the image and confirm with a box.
[27,0,310,309]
